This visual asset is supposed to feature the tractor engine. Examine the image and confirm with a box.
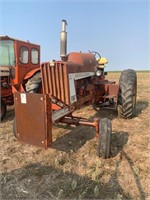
[40,20,113,111]
[67,52,97,102]
[41,52,97,108]
[42,20,98,108]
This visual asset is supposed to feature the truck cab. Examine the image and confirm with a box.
[0,36,40,120]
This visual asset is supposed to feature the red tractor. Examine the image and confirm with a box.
[13,20,137,158]
[0,36,41,120]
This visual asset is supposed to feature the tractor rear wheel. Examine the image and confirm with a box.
[117,69,137,119]
[97,118,112,159]
[25,72,41,93]
[1,101,7,121]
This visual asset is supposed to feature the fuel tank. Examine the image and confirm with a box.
[67,52,97,67]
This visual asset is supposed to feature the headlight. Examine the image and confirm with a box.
[96,69,102,76]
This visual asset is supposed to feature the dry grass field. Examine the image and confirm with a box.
[0,71,150,200]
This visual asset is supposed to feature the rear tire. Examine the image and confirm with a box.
[25,72,41,93]
[97,118,112,159]
[1,101,7,121]
[117,69,137,119]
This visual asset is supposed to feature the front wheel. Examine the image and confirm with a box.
[1,101,7,121]
[97,118,112,159]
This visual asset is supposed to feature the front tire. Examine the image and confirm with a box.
[117,69,137,119]
[97,118,112,159]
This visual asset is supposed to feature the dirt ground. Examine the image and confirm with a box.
[0,71,150,200]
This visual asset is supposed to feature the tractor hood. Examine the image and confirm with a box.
[0,66,10,77]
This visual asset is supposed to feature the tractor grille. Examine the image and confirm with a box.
[41,62,70,105]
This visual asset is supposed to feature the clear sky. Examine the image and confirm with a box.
[0,0,149,71]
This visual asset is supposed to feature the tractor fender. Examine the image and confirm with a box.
[24,68,40,80]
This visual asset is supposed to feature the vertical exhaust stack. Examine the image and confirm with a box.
[60,19,67,61]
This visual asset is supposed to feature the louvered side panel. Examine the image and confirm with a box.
[63,64,70,105]
[47,63,53,94]
[59,63,65,102]
[51,66,56,97]
[41,62,70,105]
[41,63,48,94]
[55,63,61,99]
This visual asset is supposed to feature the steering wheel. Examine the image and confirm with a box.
[89,51,101,60]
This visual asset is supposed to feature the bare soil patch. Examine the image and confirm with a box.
[0,72,150,199]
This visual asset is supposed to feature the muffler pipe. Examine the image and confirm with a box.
[60,19,67,61]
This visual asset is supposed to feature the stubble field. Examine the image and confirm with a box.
[0,71,150,199]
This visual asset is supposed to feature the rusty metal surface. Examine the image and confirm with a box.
[41,62,70,105]
[41,60,96,107]
[14,92,52,148]
[68,52,97,69]
[60,116,100,136]
[52,105,74,123]
[94,82,119,98]
[107,84,119,97]
[73,94,92,109]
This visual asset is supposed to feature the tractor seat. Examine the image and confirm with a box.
[97,57,108,65]
[97,57,108,69]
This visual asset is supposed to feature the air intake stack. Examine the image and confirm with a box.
[60,20,67,61]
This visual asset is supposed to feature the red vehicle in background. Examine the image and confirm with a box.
[0,36,41,120]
